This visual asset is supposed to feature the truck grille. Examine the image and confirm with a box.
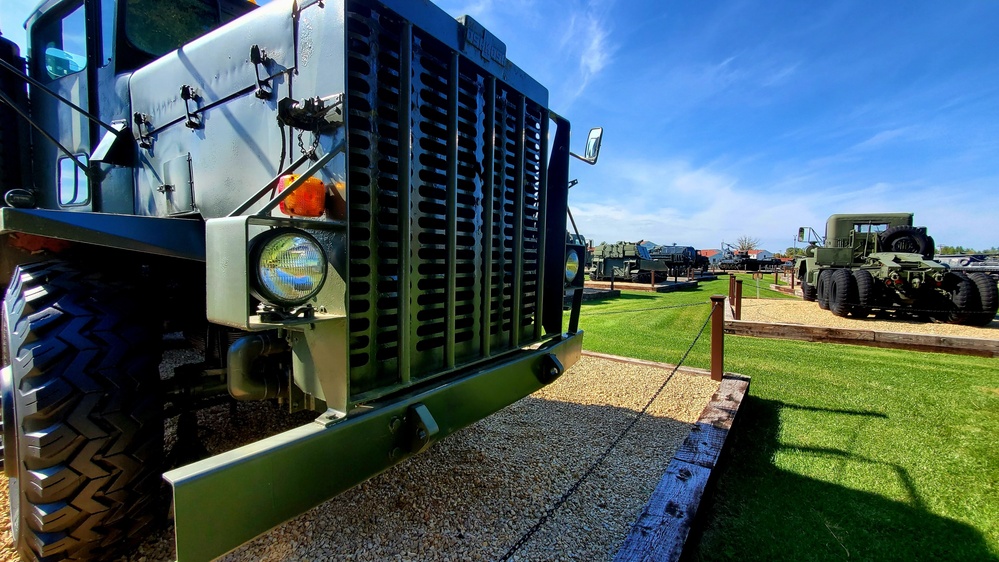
[345,0,549,397]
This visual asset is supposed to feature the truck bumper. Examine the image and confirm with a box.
[164,330,583,561]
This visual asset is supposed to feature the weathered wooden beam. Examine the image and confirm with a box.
[614,375,750,562]
[725,319,999,357]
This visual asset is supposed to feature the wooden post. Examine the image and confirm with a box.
[735,280,743,320]
[728,274,736,301]
[651,270,655,287]
[791,271,795,290]
[774,271,779,285]
[710,295,725,381]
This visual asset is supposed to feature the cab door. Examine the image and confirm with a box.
[29,0,94,211]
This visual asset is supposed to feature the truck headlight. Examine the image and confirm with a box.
[250,229,327,307]
[565,249,581,282]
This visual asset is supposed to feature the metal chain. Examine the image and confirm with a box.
[296,127,320,158]
[499,302,719,561]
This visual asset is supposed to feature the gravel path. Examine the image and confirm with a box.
[1,355,719,561]
[739,298,999,339]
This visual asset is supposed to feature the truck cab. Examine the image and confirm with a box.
[0,0,602,558]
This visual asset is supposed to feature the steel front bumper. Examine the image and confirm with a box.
[164,330,583,561]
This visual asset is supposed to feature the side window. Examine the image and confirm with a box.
[854,223,888,234]
[59,156,91,206]
[34,3,88,81]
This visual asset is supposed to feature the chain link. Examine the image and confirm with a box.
[499,302,719,561]
[296,127,320,159]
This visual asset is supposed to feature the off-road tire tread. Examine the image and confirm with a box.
[800,273,817,302]
[945,272,976,325]
[879,225,933,258]
[828,269,856,317]
[966,272,997,327]
[817,270,830,310]
[851,269,875,318]
[4,261,162,561]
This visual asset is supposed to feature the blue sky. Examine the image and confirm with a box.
[3,0,998,253]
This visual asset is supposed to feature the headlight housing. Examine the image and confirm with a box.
[565,249,581,283]
[249,228,327,307]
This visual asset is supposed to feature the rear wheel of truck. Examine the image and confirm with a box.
[817,270,830,310]
[2,261,163,560]
[828,269,857,317]
[800,272,817,302]
[851,269,875,318]
[966,273,998,326]
[942,272,976,325]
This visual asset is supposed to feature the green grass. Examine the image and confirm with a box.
[568,279,999,561]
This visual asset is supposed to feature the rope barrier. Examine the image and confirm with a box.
[500,301,719,561]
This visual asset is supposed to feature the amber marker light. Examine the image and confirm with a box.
[277,174,326,217]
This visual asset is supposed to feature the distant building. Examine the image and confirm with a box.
[699,249,723,265]
[747,249,774,261]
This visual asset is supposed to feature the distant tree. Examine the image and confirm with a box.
[736,236,761,252]
[783,247,805,257]
[938,245,977,255]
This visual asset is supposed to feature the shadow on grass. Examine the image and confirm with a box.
[683,396,997,561]
[580,292,662,306]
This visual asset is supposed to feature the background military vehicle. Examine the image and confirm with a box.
[0,0,600,558]
[796,213,997,325]
[589,241,670,283]
[647,243,709,276]
[717,242,781,271]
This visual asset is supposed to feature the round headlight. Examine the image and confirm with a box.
[250,229,327,307]
[565,249,581,283]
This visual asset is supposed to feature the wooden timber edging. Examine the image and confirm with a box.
[599,350,749,562]
[584,280,699,293]
[722,296,999,357]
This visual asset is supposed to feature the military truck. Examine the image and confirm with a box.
[717,242,781,272]
[589,241,670,283]
[0,0,601,559]
[796,213,997,325]
[647,243,708,276]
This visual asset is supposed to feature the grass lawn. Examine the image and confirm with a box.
[569,278,999,561]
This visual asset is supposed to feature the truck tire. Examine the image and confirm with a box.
[966,272,998,326]
[828,269,857,317]
[879,225,933,258]
[944,272,976,325]
[801,275,817,302]
[851,269,875,318]
[817,270,830,310]
[2,261,163,560]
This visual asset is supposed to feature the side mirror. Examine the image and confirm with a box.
[797,227,806,243]
[571,127,603,165]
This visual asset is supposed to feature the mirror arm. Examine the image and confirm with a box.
[569,151,597,165]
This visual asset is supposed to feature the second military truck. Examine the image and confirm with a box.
[796,213,997,325]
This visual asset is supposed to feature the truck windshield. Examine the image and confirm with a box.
[854,223,889,233]
[125,0,257,57]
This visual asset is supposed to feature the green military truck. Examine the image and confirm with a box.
[0,0,600,559]
[589,241,670,283]
[796,213,997,325]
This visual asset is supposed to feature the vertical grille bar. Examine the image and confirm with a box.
[480,76,496,358]
[445,52,459,369]
[511,96,526,347]
[534,115,549,340]
[398,21,413,384]
[345,0,553,398]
